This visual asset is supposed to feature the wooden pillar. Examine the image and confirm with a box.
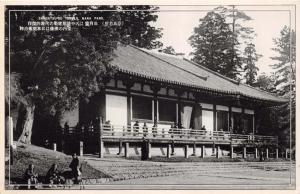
[192,142,196,156]
[79,141,83,156]
[176,90,183,128]
[228,107,232,132]
[216,146,220,158]
[53,143,57,151]
[266,148,269,159]
[125,142,129,158]
[213,104,216,131]
[167,144,171,158]
[147,141,151,159]
[201,145,205,158]
[243,147,247,159]
[152,86,159,124]
[230,144,234,159]
[99,117,104,158]
[276,148,279,159]
[184,145,189,159]
[124,81,134,127]
[254,148,258,159]
[118,140,122,155]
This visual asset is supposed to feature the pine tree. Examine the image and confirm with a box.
[189,11,241,79]
[270,26,295,151]
[243,43,261,85]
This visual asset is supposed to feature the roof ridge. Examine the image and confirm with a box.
[129,45,208,81]
[183,58,288,101]
[183,58,240,85]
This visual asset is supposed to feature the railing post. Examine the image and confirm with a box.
[285,149,289,159]
[254,147,258,159]
[53,143,57,151]
[275,148,279,159]
[266,148,269,159]
[99,117,104,158]
[147,141,151,159]
[243,147,247,159]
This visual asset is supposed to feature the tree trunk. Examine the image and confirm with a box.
[18,105,35,144]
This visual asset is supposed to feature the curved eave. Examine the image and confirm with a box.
[115,67,288,105]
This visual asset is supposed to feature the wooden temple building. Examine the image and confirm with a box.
[61,45,288,159]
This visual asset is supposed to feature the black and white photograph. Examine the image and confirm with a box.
[3,3,297,190]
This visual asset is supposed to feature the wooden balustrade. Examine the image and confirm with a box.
[63,124,278,146]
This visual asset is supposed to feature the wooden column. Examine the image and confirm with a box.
[151,86,160,124]
[118,140,122,155]
[125,142,129,158]
[175,90,184,128]
[184,145,189,158]
[228,107,232,132]
[124,80,134,127]
[230,144,234,159]
[216,146,220,158]
[213,104,216,131]
[192,142,197,156]
[201,145,205,158]
[243,147,247,159]
[276,148,279,159]
[99,117,104,158]
[254,148,258,159]
[167,144,171,158]
[266,148,269,159]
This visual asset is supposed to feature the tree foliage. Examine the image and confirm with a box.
[242,43,261,85]
[6,5,163,143]
[270,26,295,149]
[189,11,241,79]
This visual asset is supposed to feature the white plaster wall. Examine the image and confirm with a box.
[202,110,214,131]
[106,94,127,126]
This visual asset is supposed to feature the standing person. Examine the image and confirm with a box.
[69,153,81,184]
[142,122,148,137]
[23,164,38,189]
[133,121,140,136]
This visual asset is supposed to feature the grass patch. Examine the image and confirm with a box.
[5,143,110,184]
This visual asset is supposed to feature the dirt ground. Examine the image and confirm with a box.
[82,155,295,189]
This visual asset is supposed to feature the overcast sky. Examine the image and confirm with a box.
[152,5,295,76]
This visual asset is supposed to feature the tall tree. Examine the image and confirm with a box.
[270,26,295,150]
[242,43,261,85]
[6,6,163,144]
[120,5,163,49]
[189,11,241,79]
